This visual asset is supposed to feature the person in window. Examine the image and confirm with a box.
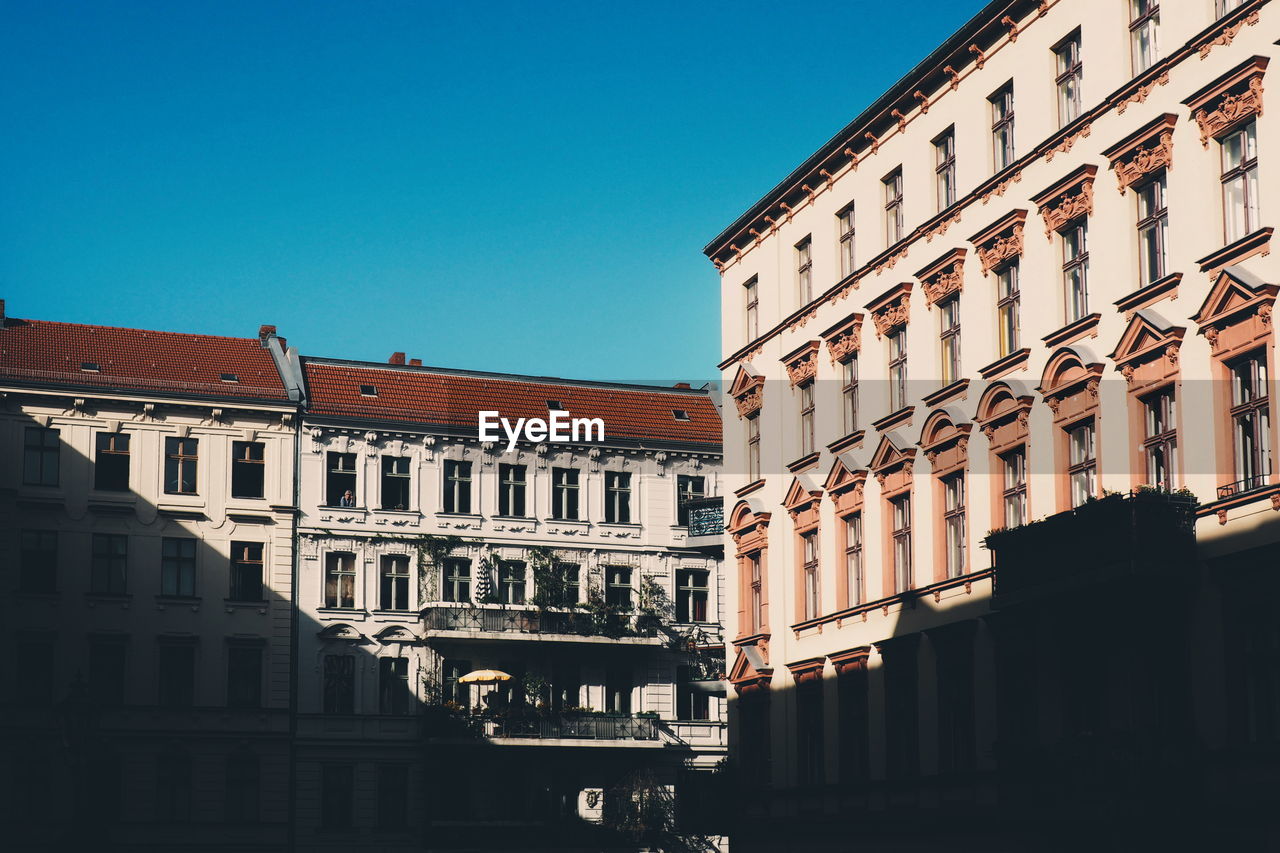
[340,489,356,508]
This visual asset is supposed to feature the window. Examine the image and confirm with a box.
[748,552,764,633]
[321,764,354,830]
[605,565,633,609]
[231,441,264,499]
[225,754,260,824]
[156,750,192,821]
[796,236,813,305]
[801,529,820,621]
[381,456,411,510]
[94,432,130,491]
[1062,220,1089,324]
[838,206,856,278]
[747,414,761,482]
[19,530,57,594]
[552,467,580,520]
[891,494,912,592]
[164,437,198,495]
[939,296,961,385]
[89,639,127,706]
[380,554,411,610]
[379,657,411,715]
[888,329,908,412]
[841,356,859,435]
[991,84,1016,171]
[441,658,471,705]
[676,568,709,622]
[550,561,580,607]
[23,427,59,486]
[91,533,127,595]
[1230,353,1271,491]
[442,558,471,603]
[1222,120,1259,243]
[157,641,196,707]
[943,474,966,579]
[996,262,1021,356]
[1130,0,1160,73]
[934,128,956,210]
[1067,420,1097,507]
[442,460,472,514]
[1218,0,1247,16]
[676,475,706,526]
[1141,388,1178,489]
[323,655,355,714]
[605,668,632,714]
[845,514,863,607]
[1001,448,1028,528]
[1054,31,1083,127]
[884,169,904,245]
[161,537,196,597]
[798,381,816,457]
[230,541,264,602]
[325,552,356,609]
[16,638,53,705]
[1137,174,1168,286]
[676,665,710,721]
[796,682,823,786]
[744,277,759,341]
[605,471,632,523]
[499,560,526,605]
[376,765,409,831]
[360,384,377,396]
[498,463,527,516]
[227,644,262,708]
[326,452,357,506]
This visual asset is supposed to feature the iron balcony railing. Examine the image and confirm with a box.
[1217,472,1272,499]
[421,604,658,638]
[492,714,658,741]
[683,496,725,537]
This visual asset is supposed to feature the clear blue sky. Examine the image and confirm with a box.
[2,1,981,381]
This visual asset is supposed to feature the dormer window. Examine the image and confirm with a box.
[80,361,100,372]
[360,385,377,397]
[220,373,239,383]
[672,410,690,421]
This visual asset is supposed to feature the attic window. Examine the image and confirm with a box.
[546,399,563,410]
[220,373,239,383]
[360,385,378,397]
[672,409,690,421]
[80,361,100,372]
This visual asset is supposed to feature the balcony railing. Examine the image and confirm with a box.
[684,497,725,538]
[421,604,658,639]
[1217,473,1272,499]
[491,714,659,741]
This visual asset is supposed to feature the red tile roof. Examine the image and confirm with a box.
[0,318,291,401]
[304,361,722,446]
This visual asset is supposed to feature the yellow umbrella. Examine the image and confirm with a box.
[458,669,513,685]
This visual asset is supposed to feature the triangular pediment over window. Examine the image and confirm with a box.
[782,474,823,513]
[1191,265,1278,331]
[869,431,916,473]
[729,644,773,695]
[728,364,764,398]
[823,454,867,495]
[1108,309,1185,366]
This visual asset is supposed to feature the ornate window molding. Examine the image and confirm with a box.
[920,408,972,471]
[1183,55,1268,148]
[1102,113,1177,194]
[865,282,913,338]
[1031,164,1098,241]
[969,209,1027,275]
[824,455,867,518]
[1191,266,1278,359]
[1038,347,1106,510]
[781,340,821,387]
[729,365,765,419]
[915,248,968,307]
[787,657,826,688]
[1108,309,1186,389]
[869,432,916,495]
[821,313,863,365]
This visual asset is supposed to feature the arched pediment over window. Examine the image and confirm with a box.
[373,625,422,645]
[317,623,369,644]
[1038,346,1105,399]
[920,407,972,470]
[729,499,771,556]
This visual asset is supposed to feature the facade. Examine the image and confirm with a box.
[705,0,1279,848]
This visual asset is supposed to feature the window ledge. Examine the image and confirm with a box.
[921,379,969,409]
[1114,272,1183,315]
[224,598,268,608]
[544,517,589,526]
[436,512,482,520]
[1041,313,1101,349]
[493,515,535,521]
[734,479,766,498]
[88,490,134,502]
[599,522,641,529]
[85,594,133,606]
[317,608,368,620]
[786,452,820,474]
[978,348,1030,381]
[871,406,914,434]
[1196,227,1273,274]
[156,595,202,605]
[373,508,422,517]
[827,431,865,455]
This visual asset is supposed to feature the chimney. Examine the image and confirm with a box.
[409,358,422,366]
[0,299,6,322]
[258,324,277,343]
[673,382,691,389]
[389,352,406,365]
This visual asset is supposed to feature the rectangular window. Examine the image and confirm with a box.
[605,565,633,609]
[381,455,411,511]
[605,668,632,714]
[380,554,411,610]
[996,262,1021,356]
[884,169,904,245]
[231,440,265,499]
[888,329,908,412]
[1222,120,1259,243]
[744,277,759,341]
[552,561,580,607]
[94,432,130,492]
[225,755,260,824]
[841,356,859,435]
[89,639,127,706]
[157,642,196,707]
[1055,31,1083,127]
[376,765,409,831]
[1143,388,1178,489]
[379,657,411,715]
[1130,0,1160,74]
[1067,420,1097,507]
[943,474,966,579]
[498,463,527,517]
[1062,220,1089,324]
[676,475,706,527]
[939,296,961,385]
[796,236,813,306]
[230,541,264,602]
[499,560,527,605]
[19,530,57,594]
[156,751,192,821]
[676,664,711,721]
[838,206,856,278]
[442,558,471,603]
[1001,448,1028,528]
[226,644,263,708]
[796,683,824,786]
[321,764,354,830]
[16,638,53,705]
[747,415,761,483]
[801,529,820,621]
[838,666,869,783]
[441,658,471,705]
[442,460,472,514]
[325,552,357,609]
[892,494,912,593]
[934,128,956,210]
[91,533,128,595]
[24,427,60,487]
[845,514,863,607]
[164,436,198,495]
[1230,353,1272,491]
[605,471,632,523]
[1137,174,1168,286]
[991,83,1016,171]
[551,467,580,520]
[676,568,709,623]
[326,452,357,506]
[798,381,815,457]
[323,655,355,714]
[748,552,764,633]
[161,537,196,597]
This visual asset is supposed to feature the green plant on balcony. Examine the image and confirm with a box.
[415,533,462,603]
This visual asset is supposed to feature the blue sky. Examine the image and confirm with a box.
[1,1,981,381]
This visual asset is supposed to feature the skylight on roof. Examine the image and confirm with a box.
[80,361,100,372]
[220,373,239,383]
[360,384,378,397]
[672,409,690,421]
[546,399,563,410]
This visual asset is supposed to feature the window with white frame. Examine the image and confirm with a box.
[888,329,908,412]
[744,277,759,341]
[1054,30,1083,127]
[1230,352,1272,491]
[23,426,60,487]
[1001,447,1027,528]
[801,529,820,620]
[884,169,904,245]
[1130,0,1160,74]
[1142,387,1177,489]
[798,380,816,457]
[891,494,912,592]
[1061,220,1089,324]
[934,127,956,210]
[498,463,527,517]
[380,554,411,610]
[939,296,961,385]
[161,537,196,597]
[942,473,965,579]
[838,205,856,278]
[325,552,357,609]
[990,83,1015,171]
[844,513,863,606]
[996,261,1021,356]
[796,236,813,306]
[1221,120,1259,244]
[841,355,859,435]
[442,460,472,514]
[1067,420,1097,507]
[605,471,632,523]
[380,455,411,510]
[552,467,580,520]
[1137,174,1168,287]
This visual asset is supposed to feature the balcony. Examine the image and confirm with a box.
[424,707,661,745]
[682,496,725,551]
[985,490,1198,602]
[421,604,662,644]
